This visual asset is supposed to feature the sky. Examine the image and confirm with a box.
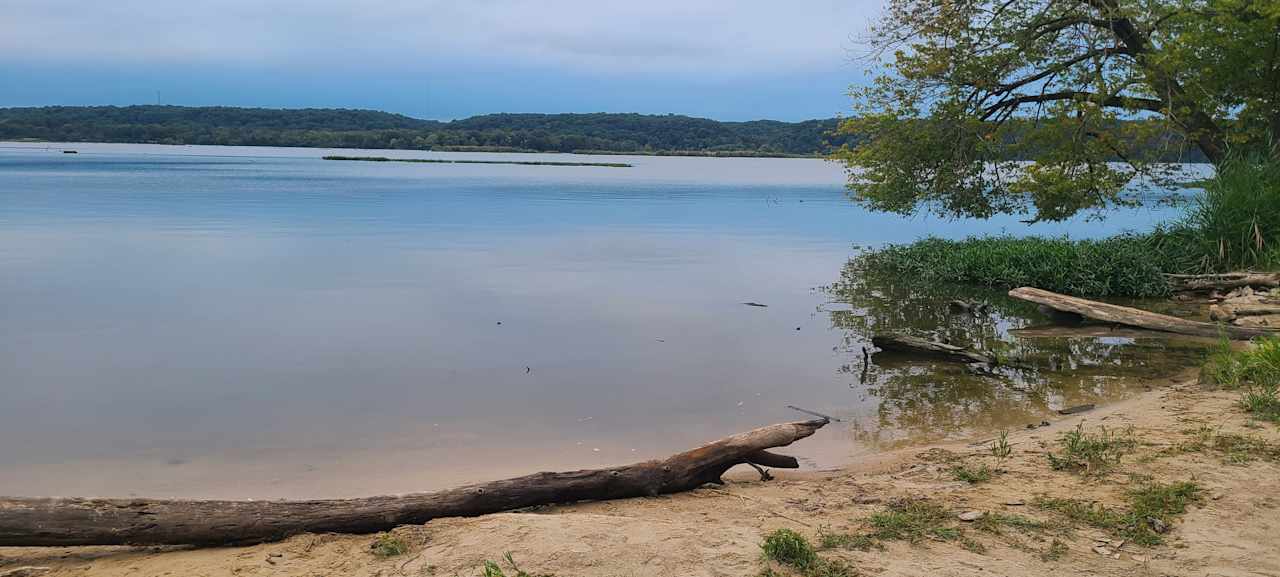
[0,0,884,121]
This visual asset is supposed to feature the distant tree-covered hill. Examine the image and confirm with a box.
[0,106,848,156]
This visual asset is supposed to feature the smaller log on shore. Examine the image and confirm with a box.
[1008,287,1278,340]
[1165,272,1280,293]
[871,334,996,365]
[0,420,827,547]
[1210,303,1280,322]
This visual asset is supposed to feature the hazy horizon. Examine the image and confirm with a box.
[1,1,883,122]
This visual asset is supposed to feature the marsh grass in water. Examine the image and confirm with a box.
[1034,481,1200,546]
[1046,423,1136,476]
[853,234,1177,298]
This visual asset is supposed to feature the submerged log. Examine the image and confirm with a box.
[871,334,996,364]
[1008,287,1278,340]
[1165,272,1280,293]
[0,420,827,547]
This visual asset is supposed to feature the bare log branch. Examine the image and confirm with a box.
[0,420,828,547]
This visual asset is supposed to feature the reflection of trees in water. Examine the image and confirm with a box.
[823,256,1208,447]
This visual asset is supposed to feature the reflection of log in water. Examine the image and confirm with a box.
[0,420,826,547]
[871,333,996,364]
[1009,287,1278,340]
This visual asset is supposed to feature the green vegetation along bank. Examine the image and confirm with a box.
[322,155,631,168]
[856,157,1280,298]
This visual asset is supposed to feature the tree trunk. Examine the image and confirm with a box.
[1165,272,1280,293]
[871,334,996,364]
[1008,286,1277,340]
[0,420,827,547]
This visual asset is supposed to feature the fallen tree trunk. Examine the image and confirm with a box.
[871,334,996,364]
[1009,325,1218,343]
[1008,287,1277,340]
[1210,303,1280,321]
[0,420,827,547]
[1164,272,1280,292]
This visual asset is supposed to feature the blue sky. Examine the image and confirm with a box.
[1,1,883,121]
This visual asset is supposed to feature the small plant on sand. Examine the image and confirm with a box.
[762,529,818,569]
[1035,481,1200,546]
[1241,382,1280,423]
[990,429,1013,463]
[369,533,409,557]
[760,530,859,577]
[481,553,545,577]
[1199,337,1280,423]
[1046,423,1135,476]
[951,464,993,484]
[1039,539,1069,562]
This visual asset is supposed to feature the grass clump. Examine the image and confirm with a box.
[990,430,1013,463]
[1199,337,1280,423]
[951,464,993,484]
[481,553,547,577]
[1156,156,1280,273]
[762,529,818,569]
[855,234,1177,298]
[1039,539,1069,562]
[1035,481,1201,546]
[369,533,410,557]
[1046,423,1135,476]
[760,529,859,577]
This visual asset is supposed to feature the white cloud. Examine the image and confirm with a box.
[3,0,884,76]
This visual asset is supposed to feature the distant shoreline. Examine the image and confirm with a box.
[322,155,632,167]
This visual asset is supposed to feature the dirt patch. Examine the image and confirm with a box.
[2,370,1277,577]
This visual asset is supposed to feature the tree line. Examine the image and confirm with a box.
[0,106,848,156]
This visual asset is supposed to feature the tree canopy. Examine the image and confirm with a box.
[834,0,1280,221]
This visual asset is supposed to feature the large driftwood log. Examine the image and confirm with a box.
[0,420,827,547]
[1009,287,1278,340]
[1164,272,1280,292]
[871,334,996,364]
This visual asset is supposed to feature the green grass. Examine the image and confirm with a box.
[369,533,409,557]
[1035,481,1201,546]
[762,529,818,569]
[1039,539,1069,561]
[760,530,859,577]
[854,234,1178,298]
[1156,155,1280,273]
[951,464,993,484]
[990,430,1013,463]
[1046,423,1136,476]
[481,553,549,577]
[1199,337,1280,423]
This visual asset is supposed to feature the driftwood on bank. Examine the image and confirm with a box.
[1209,303,1280,322]
[1009,286,1278,340]
[0,420,827,547]
[1165,272,1280,293]
[871,334,996,364]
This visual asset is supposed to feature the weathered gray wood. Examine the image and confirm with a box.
[1009,286,1277,340]
[1165,272,1280,292]
[871,334,996,364]
[0,420,826,547]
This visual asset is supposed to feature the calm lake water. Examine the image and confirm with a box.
[0,143,1203,498]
